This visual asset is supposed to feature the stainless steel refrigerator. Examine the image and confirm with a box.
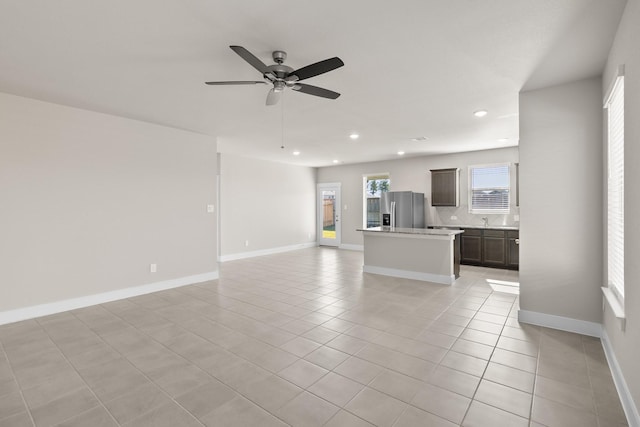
[381,191,425,228]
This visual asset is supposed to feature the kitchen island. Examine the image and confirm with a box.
[357,227,464,285]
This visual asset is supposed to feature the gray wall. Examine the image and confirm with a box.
[518,77,603,323]
[218,153,316,257]
[0,93,218,313]
[602,0,640,411]
[317,147,519,246]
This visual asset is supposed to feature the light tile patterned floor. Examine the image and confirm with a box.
[0,247,628,426]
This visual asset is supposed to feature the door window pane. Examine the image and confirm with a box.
[322,190,336,239]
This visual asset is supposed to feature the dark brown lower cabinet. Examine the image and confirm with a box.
[460,228,519,270]
[483,230,507,267]
[461,229,482,264]
[507,230,519,269]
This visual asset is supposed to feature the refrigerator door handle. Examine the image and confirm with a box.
[390,201,396,228]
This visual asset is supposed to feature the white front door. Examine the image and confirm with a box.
[317,183,341,247]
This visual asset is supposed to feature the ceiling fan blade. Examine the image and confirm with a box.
[290,57,344,81]
[292,83,340,99]
[229,45,269,74]
[205,81,267,85]
[266,88,282,106]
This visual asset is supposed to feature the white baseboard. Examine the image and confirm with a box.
[517,310,602,338]
[601,329,640,427]
[339,244,364,251]
[363,265,453,285]
[0,271,219,326]
[218,242,317,262]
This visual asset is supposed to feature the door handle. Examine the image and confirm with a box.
[515,239,520,244]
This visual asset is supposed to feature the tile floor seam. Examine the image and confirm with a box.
[1,337,42,427]
[453,290,515,425]
[584,338,607,425]
[321,409,370,427]
[67,307,213,427]
[27,317,121,427]
[529,328,543,425]
[467,382,533,423]
[47,406,114,427]
[94,297,319,425]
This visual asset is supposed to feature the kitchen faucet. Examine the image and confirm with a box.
[482,217,489,228]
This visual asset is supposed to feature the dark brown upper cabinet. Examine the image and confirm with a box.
[430,168,459,207]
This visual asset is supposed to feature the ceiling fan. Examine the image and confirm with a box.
[205,45,344,106]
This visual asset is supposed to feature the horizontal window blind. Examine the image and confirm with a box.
[469,164,510,212]
[606,75,624,300]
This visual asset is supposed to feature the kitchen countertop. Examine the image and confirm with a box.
[358,226,464,236]
[428,224,519,231]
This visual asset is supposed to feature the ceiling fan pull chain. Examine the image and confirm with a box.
[280,94,285,149]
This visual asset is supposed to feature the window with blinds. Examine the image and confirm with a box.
[605,70,624,301]
[469,164,510,213]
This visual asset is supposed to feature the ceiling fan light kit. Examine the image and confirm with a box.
[206,45,344,106]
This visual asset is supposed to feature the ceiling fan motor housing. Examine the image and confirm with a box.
[267,51,294,80]
[266,64,294,80]
[272,50,287,64]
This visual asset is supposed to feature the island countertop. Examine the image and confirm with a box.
[357,226,464,236]
[428,224,519,231]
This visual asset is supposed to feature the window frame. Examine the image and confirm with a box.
[467,163,511,214]
[362,173,390,228]
[604,66,625,304]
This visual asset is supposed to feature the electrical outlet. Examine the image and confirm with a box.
[150,263,157,273]
[514,215,520,221]
[308,232,311,239]
[245,240,249,247]
[450,215,458,220]
[344,204,348,210]
[207,204,215,213]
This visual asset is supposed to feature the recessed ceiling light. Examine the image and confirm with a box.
[349,133,359,140]
[474,110,488,117]
[332,159,339,164]
[497,138,509,142]
[292,151,300,156]
[411,136,429,142]
[397,151,405,155]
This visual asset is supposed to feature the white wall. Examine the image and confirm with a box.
[218,153,316,258]
[518,77,603,324]
[317,147,519,246]
[602,0,640,414]
[0,93,218,314]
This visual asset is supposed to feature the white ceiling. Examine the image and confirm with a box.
[0,0,626,167]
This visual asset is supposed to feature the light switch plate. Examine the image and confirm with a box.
[450,216,458,220]
[207,204,215,213]
[150,263,157,273]
[514,215,520,221]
